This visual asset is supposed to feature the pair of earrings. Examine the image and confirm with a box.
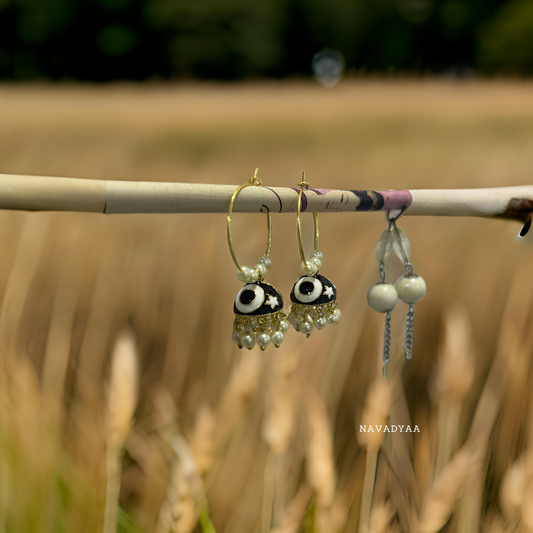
[367,208,426,376]
[227,171,341,351]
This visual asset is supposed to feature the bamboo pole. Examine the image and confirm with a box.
[0,174,532,223]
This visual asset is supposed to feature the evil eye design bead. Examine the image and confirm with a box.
[294,276,323,303]
[395,274,426,305]
[235,284,265,314]
[234,282,284,316]
[290,274,337,305]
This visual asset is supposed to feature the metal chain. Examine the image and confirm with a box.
[383,311,391,377]
[404,304,415,359]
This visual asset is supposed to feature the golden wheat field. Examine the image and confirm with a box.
[1,80,533,533]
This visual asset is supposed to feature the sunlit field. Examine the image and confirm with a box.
[1,80,533,533]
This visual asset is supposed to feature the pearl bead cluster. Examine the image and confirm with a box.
[232,310,289,350]
[288,301,341,337]
[300,250,323,276]
[236,255,272,283]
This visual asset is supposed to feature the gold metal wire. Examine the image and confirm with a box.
[227,168,271,273]
[296,171,319,265]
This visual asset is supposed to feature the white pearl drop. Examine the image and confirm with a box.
[241,334,255,348]
[395,274,426,304]
[257,333,271,347]
[311,250,323,261]
[367,282,398,313]
[327,312,339,325]
[279,320,290,333]
[314,317,327,329]
[301,261,318,276]
[299,321,313,334]
[231,331,242,344]
[259,256,272,269]
[271,331,285,345]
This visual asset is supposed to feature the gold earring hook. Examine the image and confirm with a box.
[296,170,319,266]
[227,168,271,274]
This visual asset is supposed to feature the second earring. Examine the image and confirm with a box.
[288,174,341,337]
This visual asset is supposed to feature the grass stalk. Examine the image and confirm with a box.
[358,450,379,533]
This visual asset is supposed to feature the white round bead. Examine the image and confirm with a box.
[257,333,271,347]
[271,331,285,345]
[301,261,318,276]
[255,264,267,276]
[310,257,322,268]
[395,274,426,304]
[314,317,327,329]
[299,321,313,334]
[279,320,290,333]
[367,282,398,313]
[327,309,341,325]
[246,269,259,283]
[259,256,272,269]
[237,267,250,282]
[232,331,242,344]
[241,334,255,349]
[311,250,323,261]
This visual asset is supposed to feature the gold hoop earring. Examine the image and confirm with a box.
[287,172,341,337]
[227,169,289,350]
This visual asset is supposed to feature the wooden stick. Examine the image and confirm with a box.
[0,173,532,222]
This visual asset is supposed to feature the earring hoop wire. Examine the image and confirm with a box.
[296,171,319,265]
[227,169,271,273]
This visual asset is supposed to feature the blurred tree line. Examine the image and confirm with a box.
[0,0,532,80]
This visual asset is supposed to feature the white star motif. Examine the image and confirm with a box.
[266,295,279,309]
[323,286,334,299]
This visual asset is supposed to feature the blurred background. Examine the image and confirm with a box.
[1,1,533,533]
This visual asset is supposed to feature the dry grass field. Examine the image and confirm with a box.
[0,80,533,533]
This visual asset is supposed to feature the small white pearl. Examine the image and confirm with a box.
[237,266,250,282]
[255,264,267,276]
[327,309,341,325]
[231,331,242,344]
[311,250,323,261]
[299,321,313,334]
[279,320,290,333]
[301,261,318,276]
[367,282,398,313]
[241,334,255,349]
[395,274,426,304]
[271,331,285,345]
[310,257,322,268]
[314,317,327,329]
[257,333,271,347]
[246,269,259,283]
[259,256,272,269]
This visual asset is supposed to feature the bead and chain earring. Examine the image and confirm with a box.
[390,214,426,361]
[227,169,290,351]
[287,172,341,337]
[367,207,426,376]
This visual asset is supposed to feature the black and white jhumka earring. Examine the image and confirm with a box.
[287,173,341,336]
[227,170,290,351]
[367,208,426,376]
